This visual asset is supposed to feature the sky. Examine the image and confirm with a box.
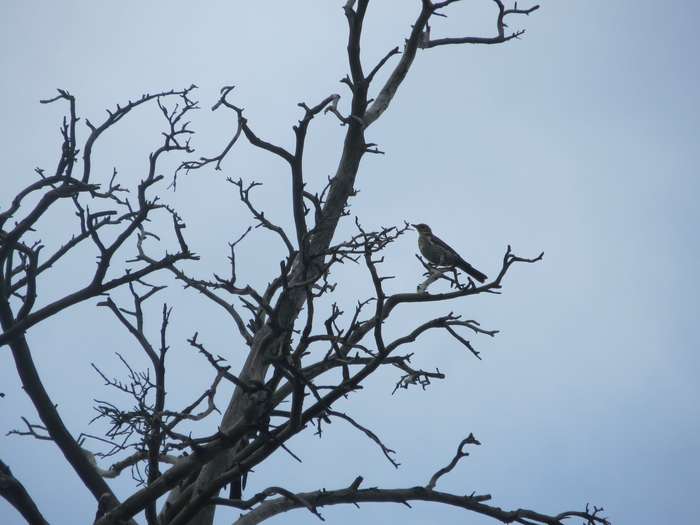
[1,1,699,524]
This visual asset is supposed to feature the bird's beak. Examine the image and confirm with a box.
[410,223,418,229]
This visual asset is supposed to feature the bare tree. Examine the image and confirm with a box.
[1,2,610,525]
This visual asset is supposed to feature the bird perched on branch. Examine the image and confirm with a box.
[412,223,488,283]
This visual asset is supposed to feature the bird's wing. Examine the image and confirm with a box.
[430,233,460,257]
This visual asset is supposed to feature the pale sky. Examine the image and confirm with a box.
[1,2,699,524]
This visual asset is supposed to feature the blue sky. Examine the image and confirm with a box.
[1,1,699,524]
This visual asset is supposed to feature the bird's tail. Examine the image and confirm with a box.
[457,260,487,283]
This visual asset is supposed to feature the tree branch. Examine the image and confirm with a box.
[420,1,540,48]
[427,433,480,489]
[232,475,609,525]
[0,459,49,525]
[0,301,131,520]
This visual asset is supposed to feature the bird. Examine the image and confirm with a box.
[412,223,488,283]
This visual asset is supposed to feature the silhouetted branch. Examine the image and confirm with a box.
[231,473,608,525]
[213,485,325,521]
[420,1,541,49]
[427,433,481,489]
[7,417,52,441]
[0,459,49,525]
[173,85,244,187]
[327,410,399,468]
[228,178,295,256]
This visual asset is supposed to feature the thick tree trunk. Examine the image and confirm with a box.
[177,125,366,525]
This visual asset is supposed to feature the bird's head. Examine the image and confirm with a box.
[411,223,432,235]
